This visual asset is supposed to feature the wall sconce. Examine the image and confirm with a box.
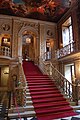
[2,37,10,45]
[26,38,31,44]
[46,42,50,47]
[4,38,8,43]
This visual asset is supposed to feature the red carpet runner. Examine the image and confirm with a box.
[23,61,77,120]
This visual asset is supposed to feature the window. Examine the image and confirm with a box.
[62,17,73,47]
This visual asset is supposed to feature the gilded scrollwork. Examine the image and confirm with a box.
[23,21,39,30]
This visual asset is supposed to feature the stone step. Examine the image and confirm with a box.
[9,105,34,113]
[8,110,36,119]
[26,100,33,105]
[56,114,80,120]
[25,96,31,98]
[72,105,80,110]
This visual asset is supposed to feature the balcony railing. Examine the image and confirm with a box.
[42,51,51,61]
[0,46,11,57]
[56,42,77,59]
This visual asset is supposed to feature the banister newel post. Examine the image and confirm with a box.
[73,80,79,105]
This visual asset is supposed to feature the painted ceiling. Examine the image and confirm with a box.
[0,0,73,22]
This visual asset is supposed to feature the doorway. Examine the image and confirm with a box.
[0,66,9,87]
[64,63,75,83]
[22,31,36,61]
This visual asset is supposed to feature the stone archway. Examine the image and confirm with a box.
[22,31,36,61]
[18,25,39,64]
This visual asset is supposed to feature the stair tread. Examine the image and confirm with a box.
[27,82,55,85]
[29,87,58,91]
[32,97,66,103]
[37,111,77,120]
[33,101,69,108]
[29,84,56,87]
[28,84,56,88]
[27,80,54,83]
[8,111,36,116]
[31,93,63,99]
[30,90,60,94]
[27,78,50,79]
[26,75,48,77]
[35,106,73,114]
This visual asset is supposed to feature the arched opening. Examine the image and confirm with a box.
[0,34,11,57]
[18,26,39,64]
[22,30,36,61]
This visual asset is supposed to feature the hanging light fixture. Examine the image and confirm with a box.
[26,37,31,44]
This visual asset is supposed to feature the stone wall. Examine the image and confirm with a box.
[0,14,57,90]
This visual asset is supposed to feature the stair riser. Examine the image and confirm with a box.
[25,97,32,101]
[29,88,58,91]
[27,78,50,79]
[26,76,48,78]
[27,82,55,86]
[32,94,63,99]
[33,103,69,109]
[30,91,60,95]
[32,99,66,103]
[28,85,56,88]
[35,108,73,115]
[27,80,54,83]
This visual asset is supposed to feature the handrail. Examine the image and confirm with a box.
[39,52,79,104]
[19,62,27,86]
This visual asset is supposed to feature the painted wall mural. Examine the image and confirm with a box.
[0,0,73,22]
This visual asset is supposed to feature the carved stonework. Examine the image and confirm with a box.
[12,20,24,57]
[1,24,10,31]
[39,24,45,56]
[0,18,12,34]
[47,29,54,37]
[23,22,39,31]
[46,24,56,39]
[77,0,80,37]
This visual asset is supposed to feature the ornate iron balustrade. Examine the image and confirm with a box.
[56,42,76,59]
[42,51,51,61]
[13,61,27,107]
[0,46,11,57]
[39,55,79,104]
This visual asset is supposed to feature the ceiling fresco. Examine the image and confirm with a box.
[0,0,73,22]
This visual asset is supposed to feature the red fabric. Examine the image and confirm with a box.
[23,61,77,120]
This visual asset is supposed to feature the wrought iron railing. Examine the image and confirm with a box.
[56,42,77,59]
[42,51,51,61]
[12,61,27,107]
[39,54,79,104]
[0,46,11,57]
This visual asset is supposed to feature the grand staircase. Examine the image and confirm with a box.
[22,60,78,120]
